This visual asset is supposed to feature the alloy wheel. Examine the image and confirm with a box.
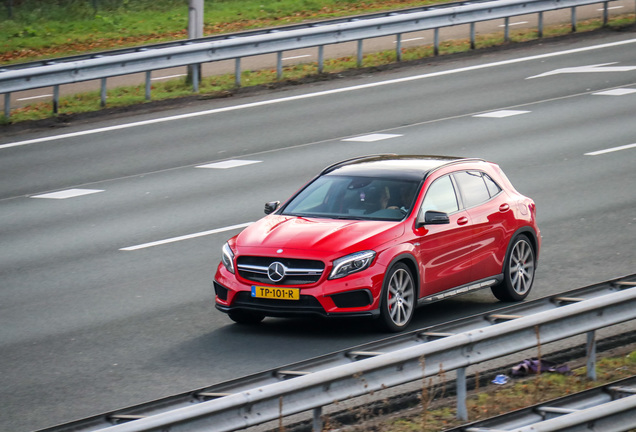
[508,238,535,296]
[386,267,415,327]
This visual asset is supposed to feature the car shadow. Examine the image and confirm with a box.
[153,293,507,387]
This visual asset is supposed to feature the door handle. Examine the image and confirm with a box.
[499,204,510,212]
[457,216,469,225]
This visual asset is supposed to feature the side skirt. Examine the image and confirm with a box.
[417,275,503,307]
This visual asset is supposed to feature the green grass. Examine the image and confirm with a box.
[1,0,440,61]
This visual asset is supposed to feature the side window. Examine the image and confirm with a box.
[454,171,491,208]
[483,173,502,198]
[421,175,459,214]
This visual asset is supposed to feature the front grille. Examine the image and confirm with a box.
[237,256,325,285]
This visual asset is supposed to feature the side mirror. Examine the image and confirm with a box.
[264,201,280,215]
[422,210,450,225]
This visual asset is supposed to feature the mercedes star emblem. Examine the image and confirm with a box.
[268,262,286,282]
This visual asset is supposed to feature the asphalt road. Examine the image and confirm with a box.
[1,30,635,431]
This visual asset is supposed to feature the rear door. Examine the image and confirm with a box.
[453,170,515,281]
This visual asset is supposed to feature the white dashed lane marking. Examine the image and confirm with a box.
[593,88,636,96]
[120,222,253,251]
[196,160,262,169]
[473,110,530,118]
[342,134,403,142]
[31,189,104,199]
[585,143,636,156]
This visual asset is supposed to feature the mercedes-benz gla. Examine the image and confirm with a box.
[214,155,540,331]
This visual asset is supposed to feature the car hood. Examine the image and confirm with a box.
[236,215,404,254]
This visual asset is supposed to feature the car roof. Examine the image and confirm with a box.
[321,155,482,181]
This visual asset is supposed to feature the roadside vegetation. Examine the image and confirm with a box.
[1,0,445,63]
[1,0,634,124]
[324,349,636,431]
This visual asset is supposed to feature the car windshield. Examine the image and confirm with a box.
[282,175,420,221]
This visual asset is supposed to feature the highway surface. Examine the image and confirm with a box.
[1,30,635,431]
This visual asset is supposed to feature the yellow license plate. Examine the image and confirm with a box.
[251,286,300,300]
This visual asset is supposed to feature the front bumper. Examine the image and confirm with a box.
[213,266,383,319]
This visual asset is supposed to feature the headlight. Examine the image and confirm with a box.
[221,242,235,274]
[329,250,376,280]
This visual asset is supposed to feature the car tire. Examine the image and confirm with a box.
[228,310,265,325]
[378,262,416,332]
[491,234,536,302]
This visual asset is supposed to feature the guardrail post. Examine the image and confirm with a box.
[504,17,510,42]
[538,11,544,37]
[4,93,10,120]
[396,34,402,62]
[192,66,200,92]
[434,28,440,56]
[318,46,324,73]
[145,71,151,101]
[603,1,609,25]
[456,367,468,421]
[277,52,283,80]
[357,40,363,67]
[235,58,241,87]
[587,330,597,380]
[312,407,323,432]
[571,7,577,32]
[100,78,107,107]
[53,85,60,114]
[470,23,476,49]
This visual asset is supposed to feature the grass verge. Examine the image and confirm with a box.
[322,349,636,431]
[1,0,442,63]
[2,13,634,126]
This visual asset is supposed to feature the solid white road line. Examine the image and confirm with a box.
[393,37,425,43]
[151,74,187,81]
[17,94,53,101]
[282,55,312,60]
[2,37,636,151]
[120,222,253,251]
[499,21,529,27]
[585,143,636,156]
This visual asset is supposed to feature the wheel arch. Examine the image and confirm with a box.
[384,253,421,298]
[502,227,539,274]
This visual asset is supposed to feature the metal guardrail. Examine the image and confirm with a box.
[0,0,492,73]
[37,274,636,432]
[447,376,636,431]
[0,0,628,118]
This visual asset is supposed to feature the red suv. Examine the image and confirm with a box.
[214,155,540,331]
